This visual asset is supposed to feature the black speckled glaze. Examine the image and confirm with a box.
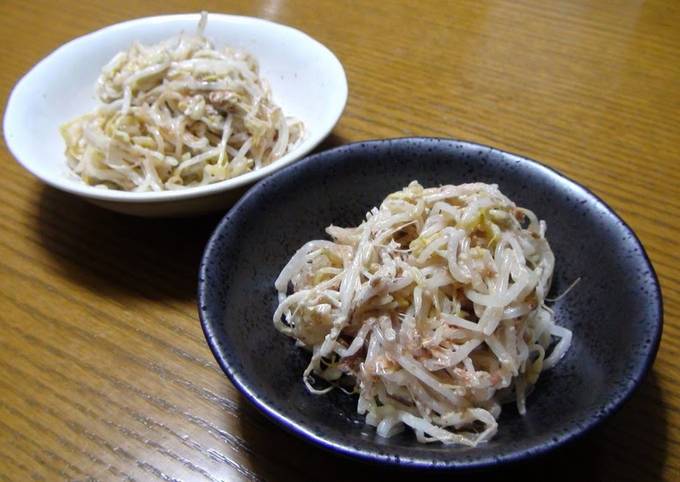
[198,138,663,469]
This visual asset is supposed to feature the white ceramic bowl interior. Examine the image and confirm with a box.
[3,13,347,216]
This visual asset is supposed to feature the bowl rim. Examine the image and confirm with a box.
[2,12,348,204]
[198,137,663,469]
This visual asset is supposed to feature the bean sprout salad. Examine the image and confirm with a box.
[274,181,572,446]
[60,12,303,191]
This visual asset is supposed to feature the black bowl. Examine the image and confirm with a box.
[198,138,662,469]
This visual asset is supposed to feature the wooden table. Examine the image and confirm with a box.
[1,1,678,480]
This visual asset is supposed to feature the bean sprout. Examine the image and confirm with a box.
[274,181,572,445]
[60,12,304,191]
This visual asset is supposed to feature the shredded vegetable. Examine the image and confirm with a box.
[60,12,304,191]
[274,181,572,445]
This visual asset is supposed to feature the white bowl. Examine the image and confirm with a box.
[3,13,347,216]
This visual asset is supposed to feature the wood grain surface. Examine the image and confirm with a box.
[1,0,679,480]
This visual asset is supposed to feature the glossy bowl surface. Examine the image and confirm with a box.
[199,138,662,468]
[3,13,347,216]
